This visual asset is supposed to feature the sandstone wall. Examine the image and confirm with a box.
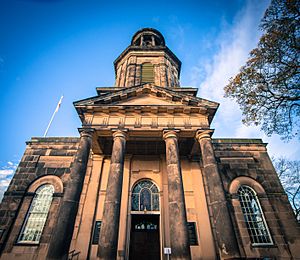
[0,137,79,260]
[212,139,300,259]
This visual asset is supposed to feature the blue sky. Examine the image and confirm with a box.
[0,0,299,198]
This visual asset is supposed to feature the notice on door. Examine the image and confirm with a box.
[164,248,171,255]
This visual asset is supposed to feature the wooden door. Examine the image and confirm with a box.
[129,215,160,260]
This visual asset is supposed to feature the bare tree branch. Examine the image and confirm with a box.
[273,156,300,222]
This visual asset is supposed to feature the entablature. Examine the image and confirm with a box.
[95,86,198,97]
[79,107,210,133]
[78,105,209,115]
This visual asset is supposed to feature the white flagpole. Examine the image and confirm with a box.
[44,95,64,137]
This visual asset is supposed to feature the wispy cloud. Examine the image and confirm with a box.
[0,169,15,176]
[168,15,186,51]
[152,16,160,23]
[192,0,298,159]
[0,161,18,202]
[0,57,4,71]
[198,0,268,121]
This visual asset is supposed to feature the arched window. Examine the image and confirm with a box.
[18,184,54,244]
[141,63,154,83]
[238,185,273,245]
[131,180,159,211]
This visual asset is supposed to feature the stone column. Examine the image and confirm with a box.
[163,130,191,260]
[98,130,127,259]
[140,35,144,46]
[195,130,240,259]
[151,35,155,46]
[47,128,94,260]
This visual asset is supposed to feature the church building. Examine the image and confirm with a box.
[0,28,299,260]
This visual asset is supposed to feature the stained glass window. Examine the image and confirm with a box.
[238,185,273,245]
[18,184,54,244]
[131,180,159,211]
[140,188,151,210]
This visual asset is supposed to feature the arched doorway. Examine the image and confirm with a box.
[129,180,160,260]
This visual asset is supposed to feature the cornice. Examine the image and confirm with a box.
[74,84,218,108]
[74,84,219,124]
[95,86,198,97]
[113,45,181,76]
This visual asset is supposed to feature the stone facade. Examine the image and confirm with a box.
[0,137,79,259]
[0,28,299,260]
[213,139,300,259]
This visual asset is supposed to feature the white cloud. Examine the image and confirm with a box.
[0,179,11,187]
[262,135,300,160]
[0,169,14,177]
[198,0,269,121]
[0,161,18,202]
[235,124,263,139]
[195,0,266,134]
[189,0,299,160]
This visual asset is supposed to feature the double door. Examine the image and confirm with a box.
[129,214,160,260]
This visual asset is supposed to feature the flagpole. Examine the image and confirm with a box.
[43,95,64,137]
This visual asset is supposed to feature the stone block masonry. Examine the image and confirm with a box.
[0,137,79,259]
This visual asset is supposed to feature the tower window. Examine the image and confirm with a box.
[141,63,154,84]
[18,184,54,244]
[131,180,159,211]
[238,185,273,245]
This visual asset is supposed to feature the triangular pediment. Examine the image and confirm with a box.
[74,84,219,124]
[74,84,218,108]
[114,94,184,106]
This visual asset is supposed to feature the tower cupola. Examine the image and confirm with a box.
[114,28,181,88]
[131,28,165,47]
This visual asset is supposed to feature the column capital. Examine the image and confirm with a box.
[195,129,214,141]
[125,154,132,160]
[112,129,128,140]
[78,128,95,138]
[163,130,180,140]
[92,154,105,161]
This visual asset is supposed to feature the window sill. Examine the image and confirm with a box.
[15,241,40,246]
[251,243,276,248]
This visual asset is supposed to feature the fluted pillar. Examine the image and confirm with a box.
[47,128,94,260]
[195,130,240,259]
[163,130,191,260]
[98,130,127,259]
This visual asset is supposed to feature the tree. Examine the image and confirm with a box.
[273,157,300,221]
[224,0,300,140]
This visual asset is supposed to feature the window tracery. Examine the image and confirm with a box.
[18,184,54,244]
[131,180,159,211]
[238,185,273,245]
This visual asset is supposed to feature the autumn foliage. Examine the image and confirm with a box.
[224,0,300,140]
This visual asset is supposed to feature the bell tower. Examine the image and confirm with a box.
[114,28,181,88]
